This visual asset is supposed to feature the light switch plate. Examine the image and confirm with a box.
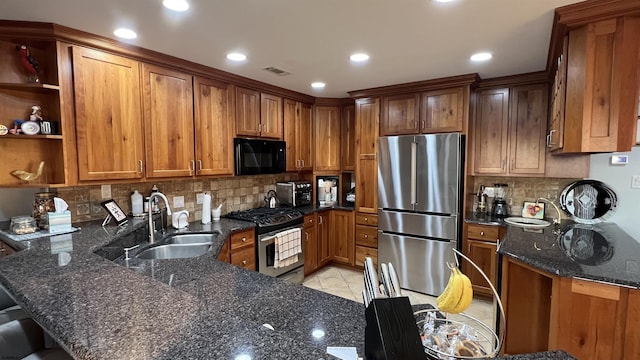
[483,187,495,198]
[632,175,640,189]
[173,196,185,208]
[196,193,205,205]
[101,185,111,199]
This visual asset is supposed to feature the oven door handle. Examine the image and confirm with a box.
[260,235,278,243]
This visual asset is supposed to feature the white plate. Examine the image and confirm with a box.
[504,217,551,229]
[20,121,40,135]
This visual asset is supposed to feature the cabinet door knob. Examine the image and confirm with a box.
[309,219,313,223]
[242,237,247,242]
[364,217,368,222]
[364,234,368,238]
[242,260,247,265]
[480,231,485,236]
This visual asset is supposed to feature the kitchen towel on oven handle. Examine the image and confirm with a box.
[273,227,302,268]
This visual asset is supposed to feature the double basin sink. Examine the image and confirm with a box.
[135,233,217,260]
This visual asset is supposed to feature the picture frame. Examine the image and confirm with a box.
[100,199,128,226]
[522,201,545,219]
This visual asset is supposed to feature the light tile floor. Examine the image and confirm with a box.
[303,266,496,331]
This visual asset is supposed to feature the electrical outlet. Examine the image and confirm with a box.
[483,187,495,197]
[196,193,205,205]
[632,175,640,189]
[173,196,185,208]
[101,185,111,199]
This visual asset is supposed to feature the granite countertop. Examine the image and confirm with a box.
[0,216,574,360]
[498,220,640,288]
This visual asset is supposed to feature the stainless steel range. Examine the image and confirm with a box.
[225,207,305,283]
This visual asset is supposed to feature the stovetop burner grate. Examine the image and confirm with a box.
[224,207,304,233]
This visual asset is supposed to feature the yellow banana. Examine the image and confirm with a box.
[449,270,473,313]
[436,268,456,309]
[437,268,463,312]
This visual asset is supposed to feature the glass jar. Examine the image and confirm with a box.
[33,192,55,229]
[10,216,37,234]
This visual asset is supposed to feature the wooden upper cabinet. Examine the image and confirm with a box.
[341,104,356,171]
[283,99,313,171]
[260,93,283,139]
[314,106,341,171]
[508,84,548,175]
[142,64,195,178]
[235,87,260,137]
[72,47,144,181]
[356,98,380,156]
[556,17,640,153]
[380,93,419,136]
[194,77,234,176]
[421,87,465,133]
[355,98,380,214]
[473,84,548,176]
[473,88,510,175]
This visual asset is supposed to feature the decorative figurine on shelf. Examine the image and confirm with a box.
[30,105,43,121]
[16,45,40,83]
[9,120,24,135]
[11,161,45,183]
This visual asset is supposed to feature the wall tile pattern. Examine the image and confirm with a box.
[56,174,299,223]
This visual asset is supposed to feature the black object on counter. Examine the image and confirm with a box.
[365,297,426,360]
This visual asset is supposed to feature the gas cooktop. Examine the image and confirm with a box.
[224,207,304,233]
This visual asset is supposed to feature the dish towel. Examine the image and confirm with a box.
[274,227,302,269]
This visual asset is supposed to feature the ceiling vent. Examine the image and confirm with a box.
[262,66,291,76]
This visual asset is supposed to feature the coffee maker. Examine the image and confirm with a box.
[492,183,509,218]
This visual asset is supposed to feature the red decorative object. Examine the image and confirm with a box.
[16,45,40,83]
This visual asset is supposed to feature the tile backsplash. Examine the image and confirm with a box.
[56,174,299,223]
[471,176,580,219]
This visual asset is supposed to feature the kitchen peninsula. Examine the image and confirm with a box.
[0,219,576,360]
[498,221,640,359]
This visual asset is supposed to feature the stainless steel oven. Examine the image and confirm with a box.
[258,224,305,283]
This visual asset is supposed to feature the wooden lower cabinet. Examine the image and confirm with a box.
[221,228,255,271]
[463,223,504,297]
[330,210,354,266]
[0,240,17,258]
[355,246,377,268]
[303,214,318,275]
[317,211,331,267]
[501,256,637,359]
[354,213,378,268]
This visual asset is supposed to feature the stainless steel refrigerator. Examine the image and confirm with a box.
[378,133,464,296]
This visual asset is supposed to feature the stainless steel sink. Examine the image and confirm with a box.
[164,233,216,245]
[136,243,211,260]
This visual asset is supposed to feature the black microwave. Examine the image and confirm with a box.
[234,138,286,176]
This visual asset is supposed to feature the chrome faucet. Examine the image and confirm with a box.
[148,192,172,243]
[536,197,562,225]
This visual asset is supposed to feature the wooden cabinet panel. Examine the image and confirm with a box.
[341,104,356,171]
[355,245,378,268]
[72,46,144,181]
[217,240,230,263]
[356,156,378,214]
[420,87,465,133]
[549,35,568,151]
[260,93,282,139]
[464,224,503,297]
[142,64,194,178]
[508,85,547,175]
[235,87,260,137]
[304,213,316,228]
[330,210,354,266]
[194,77,234,176]
[230,228,255,250]
[380,93,419,136]
[304,222,318,275]
[356,98,380,156]
[314,106,341,171]
[467,224,500,242]
[554,278,627,360]
[624,289,640,359]
[355,213,378,227]
[355,225,377,247]
[284,99,313,171]
[473,88,509,175]
[230,245,256,270]
[317,212,331,266]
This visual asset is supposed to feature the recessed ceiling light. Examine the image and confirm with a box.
[311,82,326,89]
[470,52,493,62]
[113,28,137,39]
[350,53,370,62]
[433,0,457,3]
[163,0,189,11]
[226,53,247,61]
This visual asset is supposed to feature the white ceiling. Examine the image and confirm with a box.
[0,0,583,97]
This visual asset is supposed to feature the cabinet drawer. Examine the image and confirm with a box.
[230,228,255,250]
[230,246,256,270]
[304,214,316,228]
[356,213,378,226]
[355,225,378,247]
[0,241,16,258]
[467,224,501,242]
[355,246,378,268]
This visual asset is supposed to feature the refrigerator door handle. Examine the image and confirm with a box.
[410,141,417,205]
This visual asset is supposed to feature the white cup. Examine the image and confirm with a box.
[212,208,221,221]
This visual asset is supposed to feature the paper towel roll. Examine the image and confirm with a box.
[202,193,212,224]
